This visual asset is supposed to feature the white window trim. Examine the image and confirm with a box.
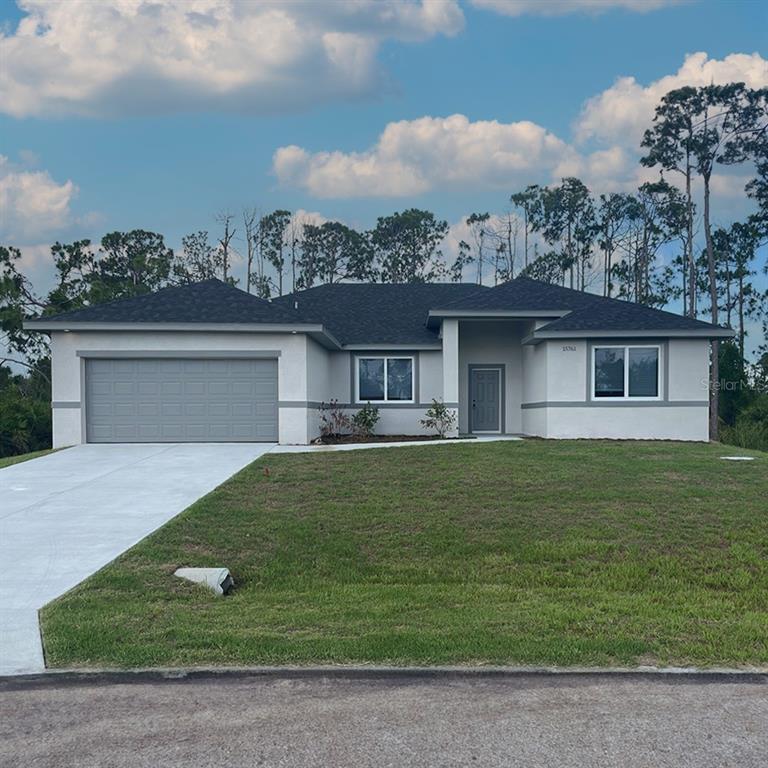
[355,355,415,404]
[591,344,662,402]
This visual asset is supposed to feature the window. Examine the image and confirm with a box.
[593,345,660,400]
[356,357,414,402]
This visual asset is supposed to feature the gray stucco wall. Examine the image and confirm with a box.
[50,330,314,446]
[520,337,711,441]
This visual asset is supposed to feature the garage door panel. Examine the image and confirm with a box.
[161,381,183,395]
[86,357,278,442]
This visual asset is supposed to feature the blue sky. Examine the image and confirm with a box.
[0,0,766,350]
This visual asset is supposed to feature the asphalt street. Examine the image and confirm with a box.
[1,671,765,768]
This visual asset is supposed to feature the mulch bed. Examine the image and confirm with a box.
[314,434,471,445]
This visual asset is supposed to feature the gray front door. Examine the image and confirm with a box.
[470,368,501,432]
[85,358,278,443]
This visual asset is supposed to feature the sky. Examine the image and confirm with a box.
[0,0,766,353]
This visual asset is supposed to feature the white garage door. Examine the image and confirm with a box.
[85,358,278,442]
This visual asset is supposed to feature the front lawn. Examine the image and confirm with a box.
[42,440,768,668]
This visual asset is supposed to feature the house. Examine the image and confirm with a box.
[24,277,733,446]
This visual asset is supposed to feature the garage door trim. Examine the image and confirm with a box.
[77,350,281,358]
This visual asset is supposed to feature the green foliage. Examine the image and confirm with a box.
[720,398,768,452]
[351,402,380,437]
[173,231,224,283]
[718,340,752,426]
[420,398,457,438]
[299,221,374,288]
[92,230,174,303]
[370,208,449,283]
[259,210,292,294]
[0,363,51,458]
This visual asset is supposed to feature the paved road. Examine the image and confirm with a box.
[1,671,765,767]
[0,443,273,675]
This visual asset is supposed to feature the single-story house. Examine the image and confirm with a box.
[25,277,733,446]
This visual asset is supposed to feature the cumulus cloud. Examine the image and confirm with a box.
[273,114,579,197]
[470,0,684,16]
[274,51,767,202]
[0,0,464,118]
[0,155,77,240]
[575,51,768,146]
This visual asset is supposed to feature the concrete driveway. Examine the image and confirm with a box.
[0,443,273,676]
[1,671,766,767]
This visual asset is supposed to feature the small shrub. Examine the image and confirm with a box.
[352,402,380,437]
[420,398,457,439]
[318,399,351,439]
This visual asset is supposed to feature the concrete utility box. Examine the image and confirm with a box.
[174,567,234,596]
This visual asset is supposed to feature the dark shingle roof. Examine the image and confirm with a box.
[274,283,488,345]
[31,276,730,343]
[34,279,306,325]
[434,276,729,334]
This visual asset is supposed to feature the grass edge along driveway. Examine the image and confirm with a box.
[0,448,57,469]
[41,440,768,669]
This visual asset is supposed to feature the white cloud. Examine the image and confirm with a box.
[575,51,768,146]
[273,114,578,197]
[0,155,77,240]
[470,0,684,16]
[0,0,464,118]
[274,51,767,203]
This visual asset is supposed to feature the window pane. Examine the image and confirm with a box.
[387,358,413,401]
[628,347,658,397]
[359,358,385,400]
[594,348,625,397]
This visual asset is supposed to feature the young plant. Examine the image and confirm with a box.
[318,399,351,439]
[420,398,457,439]
[351,402,380,438]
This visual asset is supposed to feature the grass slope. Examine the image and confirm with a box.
[42,440,768,668]
[0,448,55,469]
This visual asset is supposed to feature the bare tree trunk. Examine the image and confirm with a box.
[216,213,236,283]
[738,273,745,363]
[242,208,257,294]
[703,175,719,441]
[685,157,696,318]
[523,210,529,269]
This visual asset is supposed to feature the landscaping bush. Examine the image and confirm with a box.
[420,398,457,439]
[318,399,351,439]
[351,402,380,437]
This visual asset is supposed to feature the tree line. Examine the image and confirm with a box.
[1,82,767,455]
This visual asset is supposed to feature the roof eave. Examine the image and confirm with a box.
[522,327,736,345]
[426,308,568,329]
[23,320,343,349]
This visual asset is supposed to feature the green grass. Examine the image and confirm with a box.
[41,440,768,669]
[0,448,56,469]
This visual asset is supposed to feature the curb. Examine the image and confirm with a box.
[2,665,767,689]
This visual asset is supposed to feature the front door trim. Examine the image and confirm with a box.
[468,363,505,434]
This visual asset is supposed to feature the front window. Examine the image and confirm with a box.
[593,346,660,399]
[357,357,414,402]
